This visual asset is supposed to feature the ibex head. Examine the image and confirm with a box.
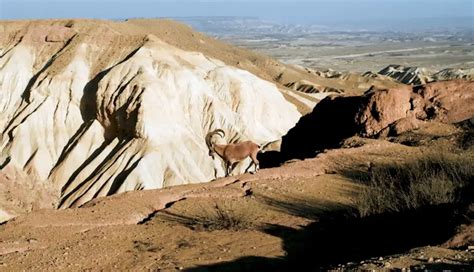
[205,129,225,156]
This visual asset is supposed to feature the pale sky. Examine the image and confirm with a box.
[1,0,473,28]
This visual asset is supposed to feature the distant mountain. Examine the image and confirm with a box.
[171,16,333,40]
[169,16,474,38]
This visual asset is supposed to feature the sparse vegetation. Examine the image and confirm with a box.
[194,203,251,231]
[160,200,257,231]
[456,120,474,150]
[354,153,474,217]
[341,136,367,149]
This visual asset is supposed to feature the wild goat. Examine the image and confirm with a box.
[205,129,260,177]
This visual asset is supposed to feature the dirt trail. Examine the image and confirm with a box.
[1,134,471,270]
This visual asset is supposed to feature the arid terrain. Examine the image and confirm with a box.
[181,17,474,73]
[0,18,473,271]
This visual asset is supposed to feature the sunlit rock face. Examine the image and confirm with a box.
[378,64,474,85]
[0,20,300,217]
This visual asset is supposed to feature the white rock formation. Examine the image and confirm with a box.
[377,65,474,85]
[378,65,435,85]
[0,21,300,216]
[433,68,474,82]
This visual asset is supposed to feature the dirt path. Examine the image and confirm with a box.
[0,139,472,271]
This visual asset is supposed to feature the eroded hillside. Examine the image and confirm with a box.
[0,113,472,271]
[0,19,322,220]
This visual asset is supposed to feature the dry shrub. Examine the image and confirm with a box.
[161,200,257,231]
[355,153,474,217]
[193,202,255,231]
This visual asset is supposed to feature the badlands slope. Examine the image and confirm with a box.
[377,64,474,85]
[0,19,328,219]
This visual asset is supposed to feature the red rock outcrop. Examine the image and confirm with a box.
[278,80,474,160]
[360,80,474,137]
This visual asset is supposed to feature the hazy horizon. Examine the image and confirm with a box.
[1,0,473,30]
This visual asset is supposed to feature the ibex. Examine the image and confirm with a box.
[206,129,260,177]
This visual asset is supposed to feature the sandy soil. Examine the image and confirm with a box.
[0,127,472,271]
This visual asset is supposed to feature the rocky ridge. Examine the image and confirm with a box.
[377,64,474,85]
